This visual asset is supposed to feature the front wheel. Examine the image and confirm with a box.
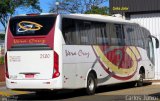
[137,72,145,87]
[86,73,97,95]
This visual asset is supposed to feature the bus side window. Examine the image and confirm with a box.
[94,22,108,45]
[115,24,125,46]
[62,18,77,45]
[109,24,124,46]
[123,24,132,46]
[63,18,110,45]
[137,26,145,49]
[147,37,155,64]
[101,23,109,45]
[109,23,117,45]
[106,24,112,45]
[126,25,137,46]
[76,20,108,45]
[141,27,151,49]
[76,20,91,45]
[133,25,143,48]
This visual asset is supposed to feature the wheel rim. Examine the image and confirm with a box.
[88,77,94,91]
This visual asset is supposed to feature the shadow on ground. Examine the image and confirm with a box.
[149,92,160,100]
[13,82,152,100]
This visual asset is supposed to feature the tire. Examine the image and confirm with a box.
[86,73,97,95]
[128,81,136,87]
[137,72,145,87]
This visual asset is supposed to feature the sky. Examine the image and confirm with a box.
[0,0,54,31]
[0,0,109,31]
[40,0,54,13]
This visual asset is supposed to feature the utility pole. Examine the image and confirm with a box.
[55,0,59,14]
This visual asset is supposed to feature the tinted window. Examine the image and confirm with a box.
[147,37,155,64]
[62,18,145,48]
[124,24,145,48]
[141,27,151,49]
[109,24,124,46]
[62,19,78,44]
[10,15,56,36]
[93,22,107,45]
[62,18,108,45]
[124,24,132,45]
[135,26,145,48]
[77,21,91,44]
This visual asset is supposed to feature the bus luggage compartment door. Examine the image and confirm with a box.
[7,51,53,80]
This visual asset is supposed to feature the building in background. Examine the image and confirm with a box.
[110,0,160,80]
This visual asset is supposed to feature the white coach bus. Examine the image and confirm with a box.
[5,14,159,95]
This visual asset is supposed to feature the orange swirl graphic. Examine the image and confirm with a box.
[18,21,43,31]
[93,46,141,76]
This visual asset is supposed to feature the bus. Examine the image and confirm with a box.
[5,14,159,95]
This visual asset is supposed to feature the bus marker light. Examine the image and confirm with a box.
[11,82,17,84]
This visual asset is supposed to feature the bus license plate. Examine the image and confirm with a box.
[25,74,34,78]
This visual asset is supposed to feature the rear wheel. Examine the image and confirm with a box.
[86,73,97,95]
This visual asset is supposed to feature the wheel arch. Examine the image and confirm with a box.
[139,66,145,78]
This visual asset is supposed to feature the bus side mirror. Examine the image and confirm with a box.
[155,38,159,48]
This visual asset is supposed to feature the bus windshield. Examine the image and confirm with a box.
[9,15,56,36]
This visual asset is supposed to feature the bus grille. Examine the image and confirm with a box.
[9,44,52,51]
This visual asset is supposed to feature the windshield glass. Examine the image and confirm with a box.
[9,15,56,36]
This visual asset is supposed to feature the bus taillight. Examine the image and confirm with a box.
[53,51,60,78]
[5,53,9,78]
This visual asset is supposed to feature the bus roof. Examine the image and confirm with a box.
[13,13,137,25]
[61,14,137,25]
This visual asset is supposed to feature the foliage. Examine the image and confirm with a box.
[0,0,42,30]
[0,34,5,40]
[0,56,4,65]
[50,0,108,14]
[85,6,108,15]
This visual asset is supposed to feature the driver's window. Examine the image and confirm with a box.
[148,39,154,64]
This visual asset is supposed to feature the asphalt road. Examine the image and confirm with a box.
[0,82,160,101]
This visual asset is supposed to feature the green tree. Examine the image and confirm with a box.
[0,0,42,30]
[0,34,5,40]
[50,0,108,14]
[85,6,108,15]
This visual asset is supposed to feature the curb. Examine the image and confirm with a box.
[151,82,160,85]
[145,80,160,85]
[152,82,160,85]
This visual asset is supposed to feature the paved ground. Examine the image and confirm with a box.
[0,82,160,101]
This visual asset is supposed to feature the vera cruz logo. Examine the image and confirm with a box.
[18,21,43,32]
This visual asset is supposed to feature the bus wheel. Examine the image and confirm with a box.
[86,73,97,95]
[137,71,145,87]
